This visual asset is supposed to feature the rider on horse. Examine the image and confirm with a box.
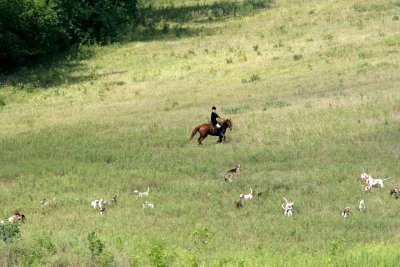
[211,106,221,128]
[211,106,223,138]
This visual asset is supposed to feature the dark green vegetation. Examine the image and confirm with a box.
[0,0,138,70]
[0,0,399,266]
[0,0,274,70]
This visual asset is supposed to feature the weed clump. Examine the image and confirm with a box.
[242,74,260,83]
[293,54,302,61]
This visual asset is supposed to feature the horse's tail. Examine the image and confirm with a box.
[190,125,201,140]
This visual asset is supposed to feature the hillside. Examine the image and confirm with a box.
[0,0,400,266]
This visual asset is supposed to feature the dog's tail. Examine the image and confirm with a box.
[383,177,391,181]
[283,197,289,203]
[190,125,201,140]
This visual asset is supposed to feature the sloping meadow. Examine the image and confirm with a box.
[0,0,399,265]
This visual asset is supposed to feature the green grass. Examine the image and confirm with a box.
[0,0,400,265]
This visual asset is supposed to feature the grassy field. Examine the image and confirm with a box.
[1,0,400,266]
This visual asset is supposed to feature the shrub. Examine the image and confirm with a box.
[293,54,302,61]
[0,0,69,68]
[192,225,213,249]
[148,240,175,267]
[87,232,114,267]
[88,232,104,259]
[0,223,21,243]
[22,233,57,266]
[0,0,138,70]
[0,95,6,108]
[328,235,346,264]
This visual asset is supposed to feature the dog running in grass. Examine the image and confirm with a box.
[40,197,56,207]
[235,194,244,208]
[143,200,155,209]
[359,200,366,211]
[221,164,240,182]
[363,183,371,193]
[242,188,254,201]
[282,197,294,216]
[1,210,26,224]
[91,199,107,209]
[342,207,350,218]
[390,188,400,199]
[134,186,150,197]
[360,173,391,188]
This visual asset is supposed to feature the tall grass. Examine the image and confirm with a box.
[0,0,399,265]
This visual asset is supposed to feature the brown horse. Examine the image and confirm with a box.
[190,119,232,145]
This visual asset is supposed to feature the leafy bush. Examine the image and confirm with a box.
[0,223,21,243]
[328,235,346,264]
[87,232,114,267]
[192,225,213,249]
[22,233,57,266]
[88,232,104,259]
[0,0,138,70]
[0,0,69,68]
[293,54,302,61]
[148,240,175,267]
[0,95,6,108]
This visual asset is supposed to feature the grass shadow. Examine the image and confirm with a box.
[138,0,274,24]
[130,0,275,42]
[0,46,98,90]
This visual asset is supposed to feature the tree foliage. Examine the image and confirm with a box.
[0,0,137,70]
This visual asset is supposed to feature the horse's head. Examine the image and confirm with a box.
[224,119,232,130]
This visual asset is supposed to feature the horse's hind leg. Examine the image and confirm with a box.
[198,136,205,146]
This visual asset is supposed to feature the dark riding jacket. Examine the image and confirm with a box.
[211,112,220,126]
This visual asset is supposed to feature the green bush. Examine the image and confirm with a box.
[293,54,303,61]
[87,232,114,266]
[0,0,138,70]
[0,223,21,243]
[148,240,175,267]
[0,95,6,108]
[88,232,105,259]
[0,0,69,68]
[22,233,57,266]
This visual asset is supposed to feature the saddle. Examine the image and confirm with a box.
[208,123,222,135]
